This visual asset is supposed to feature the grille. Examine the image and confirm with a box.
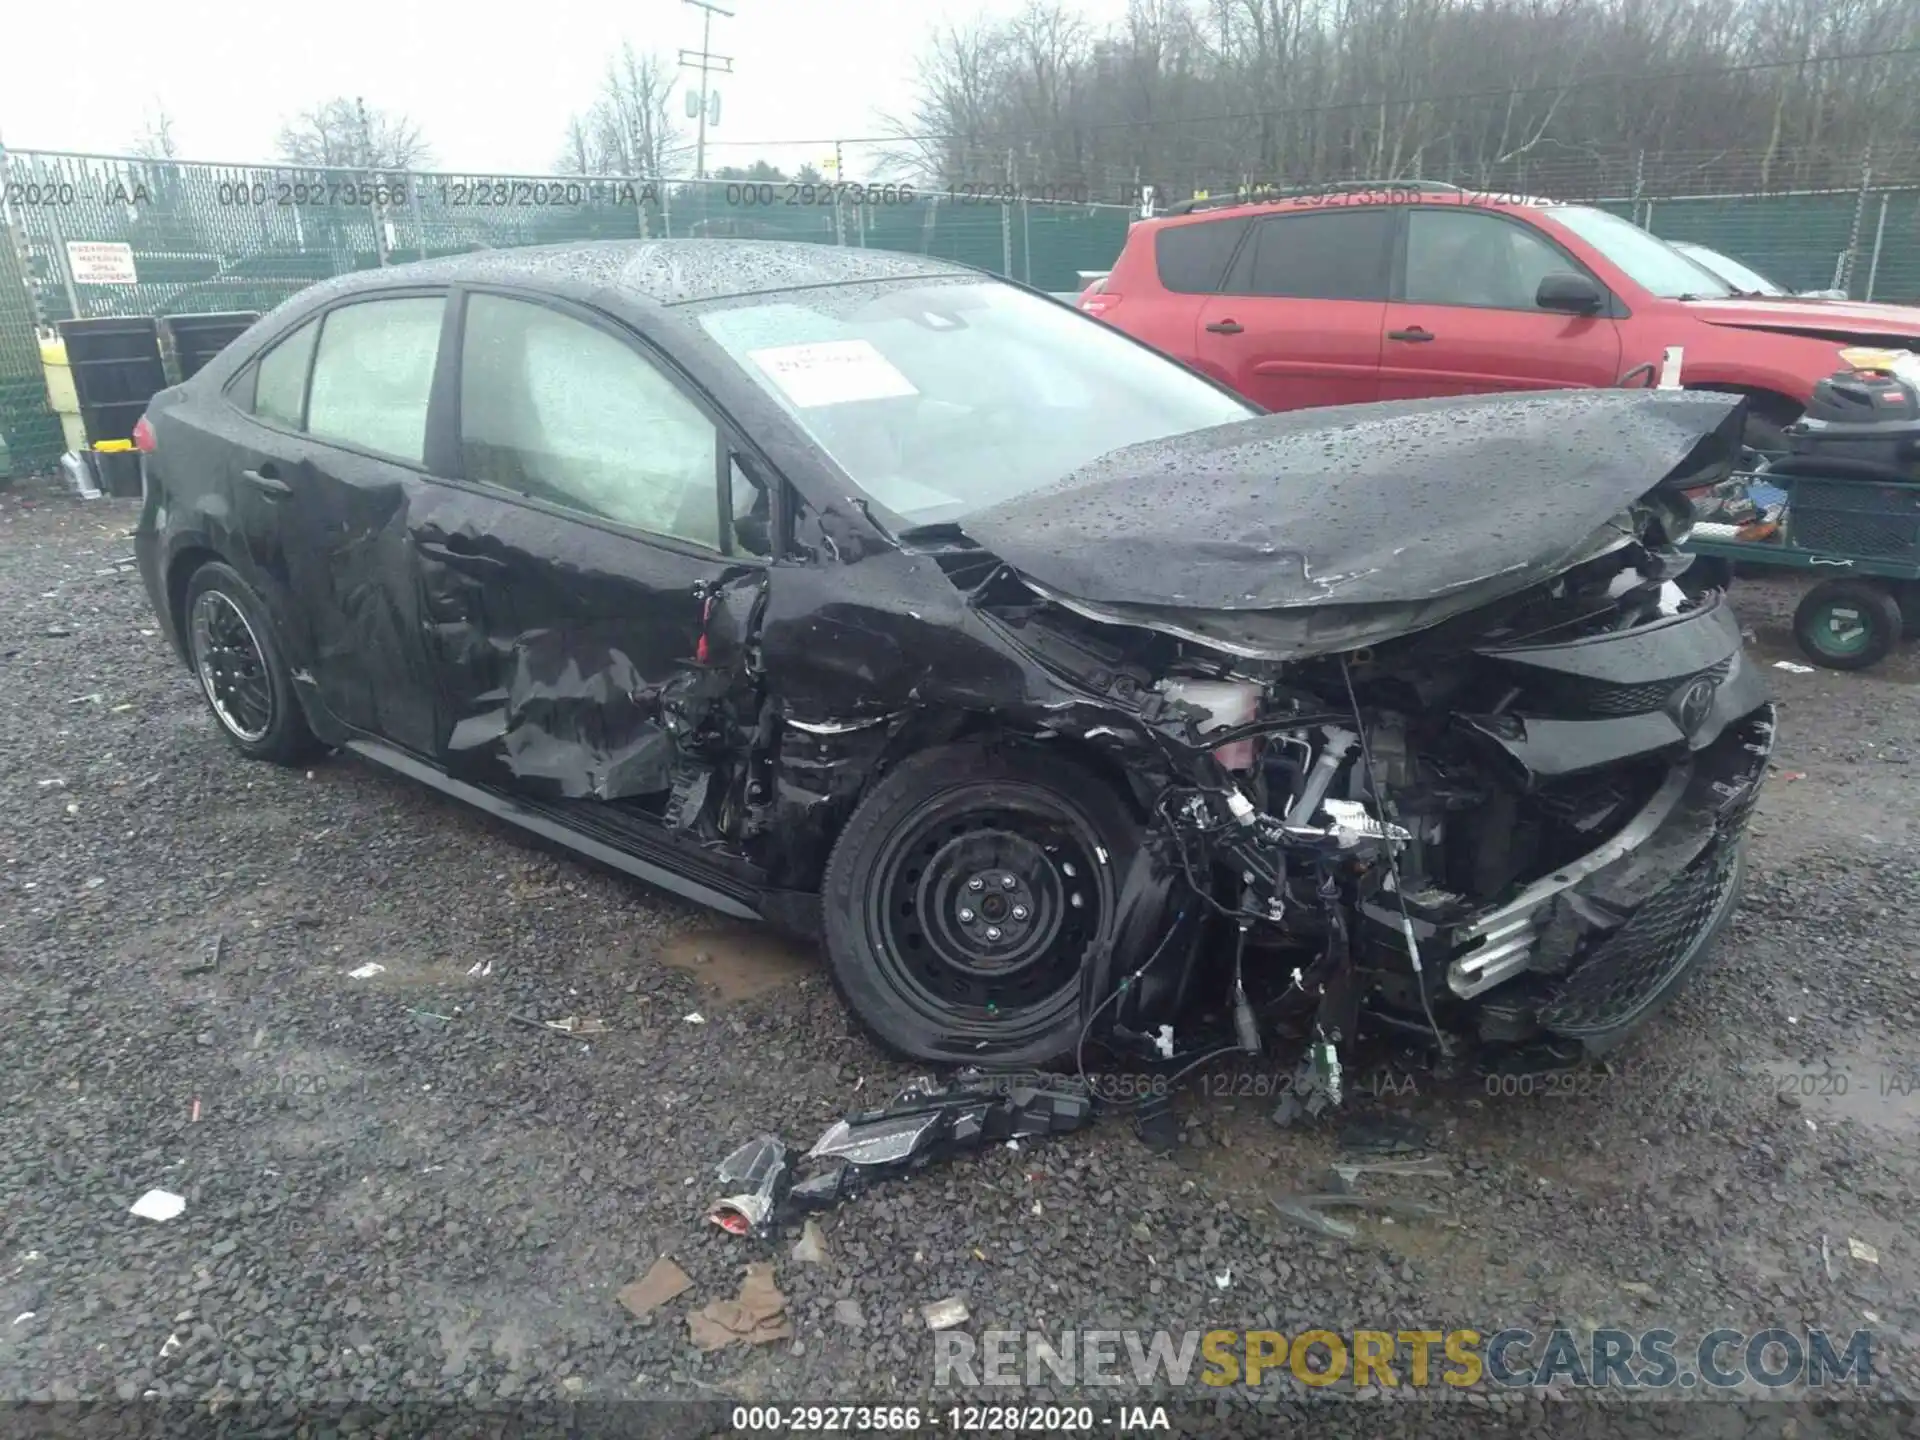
[1536,840,1740,1038]
[1582,658,1732,718]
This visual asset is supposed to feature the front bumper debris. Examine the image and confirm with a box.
[1438,704,1774,1038]
[707,1076,1092,1236]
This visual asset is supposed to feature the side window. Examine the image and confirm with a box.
[1226,211,1394,300]
[306,296,445,464]
[249,318,319,428]
[1154,218,1251,294]
[1404,210,1586,310]
[459,293,721,548]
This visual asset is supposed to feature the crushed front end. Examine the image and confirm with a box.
[951,389,1775,1091]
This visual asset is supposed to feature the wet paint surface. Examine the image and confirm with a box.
[959,388,1744,614]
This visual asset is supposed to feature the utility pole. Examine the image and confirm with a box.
[678,0,734,181]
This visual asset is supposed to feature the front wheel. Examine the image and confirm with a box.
[1793,578,1902,671]
[183,561,317,763]
[821,742,1138,1068]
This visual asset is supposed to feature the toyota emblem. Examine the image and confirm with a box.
[1672,675,1718,736]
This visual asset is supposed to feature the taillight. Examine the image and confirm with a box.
[132,415,156,453]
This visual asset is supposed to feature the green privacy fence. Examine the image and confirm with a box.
[2,144,1917,476]
[1626,189,1920,300]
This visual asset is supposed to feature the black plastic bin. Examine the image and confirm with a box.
[56,317,167,447]
[162,311,260,381]
[92,449,143,498]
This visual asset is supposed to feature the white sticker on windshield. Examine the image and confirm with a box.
[748,339,919,408]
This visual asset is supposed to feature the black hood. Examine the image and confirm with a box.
[957,389,1744,658]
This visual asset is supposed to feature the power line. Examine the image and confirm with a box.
[698,42,1920,150]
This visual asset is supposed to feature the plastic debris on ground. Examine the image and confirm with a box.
[706,1076,1093,1236]
[1272,1194,1446,1241]
[617,1257,693,1319]
[922,1297,969,1331]
[346,963,385,980]
[687,1263,791,1350]
[708,1136,791,1236]
[541,1015,606,1036]
[1849,1238,1880,1265]
[181,934,223,977]
[1336,1113,1431,1155]
[1330,1155,1451,1185]
[129,1190,186,1222]
[790,1218,828,1265]
[683,1012,707,1025]
[1773,661,1816,674]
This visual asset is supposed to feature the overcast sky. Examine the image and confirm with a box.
[1,0,1131,177]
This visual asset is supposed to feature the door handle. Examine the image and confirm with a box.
[1205,319,1244,335]
[1387,326,1435,342]
[240,465,291,497]
[417,539,507,571]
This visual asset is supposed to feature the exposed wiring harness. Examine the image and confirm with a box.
[1156,794,1273,925]
[1074,909,1187,1096]
[1339,656,1452,1057]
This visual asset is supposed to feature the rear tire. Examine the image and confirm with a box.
[1793,579,1901,671]
[821,741,1138,1068]
[183,561,318,763]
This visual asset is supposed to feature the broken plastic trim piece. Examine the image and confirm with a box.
[785,714,900,735]
[707,1079,1094,1236]
[708,1135,791,1236]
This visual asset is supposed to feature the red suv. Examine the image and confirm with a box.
[1084,185,1920,450]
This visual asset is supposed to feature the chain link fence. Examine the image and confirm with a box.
[3,142,1917,475]
[0,148,1137,472]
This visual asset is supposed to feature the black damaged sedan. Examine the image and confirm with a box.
[133,239,1773,1093]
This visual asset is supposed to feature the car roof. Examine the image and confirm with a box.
[286,238,976,309]
[1148,189,1565,229]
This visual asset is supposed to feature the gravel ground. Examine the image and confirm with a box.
[2,479,1917,1435]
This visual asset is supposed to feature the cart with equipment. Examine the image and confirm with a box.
[1682,349,1920,671]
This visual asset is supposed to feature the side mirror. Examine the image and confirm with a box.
[1536,271,1604,315]
[734,511,772,557]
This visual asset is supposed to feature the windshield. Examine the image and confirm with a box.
[1545,206,1737,299]
[1670,243,1789,296]
[693,279,1256,525]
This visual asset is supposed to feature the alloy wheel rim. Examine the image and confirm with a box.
[191,590,274,743]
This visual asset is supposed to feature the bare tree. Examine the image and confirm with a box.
[129,102,179,160]
[898,0,1920,201]
[276,98,432,171]
[558,44,687,177]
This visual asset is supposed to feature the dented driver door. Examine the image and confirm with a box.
[411,286,754,805]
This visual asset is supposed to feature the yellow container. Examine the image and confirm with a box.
[38,330,80,415]
[94,438,135,453]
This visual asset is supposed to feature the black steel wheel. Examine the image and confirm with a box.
[822,742,1138,1067]
[183,561,316,763]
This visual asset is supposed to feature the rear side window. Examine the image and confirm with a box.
[306,297,445,464]
[249,318,319,428]
[1153,218,1250,293]
[1226,211,1394,300]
